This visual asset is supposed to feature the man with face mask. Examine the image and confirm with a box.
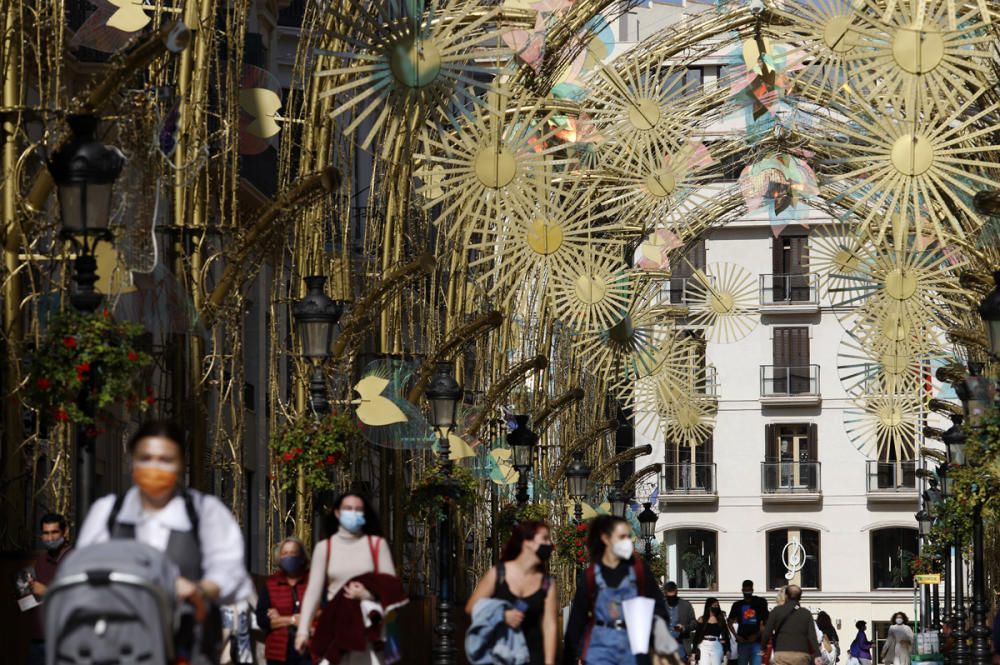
[728,580,770,665]
[26,513,73,665]
[664,581,698,661]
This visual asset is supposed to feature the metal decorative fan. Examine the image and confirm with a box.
[685,262,759,343]
[843,393,922,461]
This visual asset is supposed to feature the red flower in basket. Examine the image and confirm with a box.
[63,337,77,349]
[128,351,140,362]
[283,452,294,462]
[36,377,51,391]
[54,409,69,422]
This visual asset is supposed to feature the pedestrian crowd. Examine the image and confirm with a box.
[16,421,1000,665]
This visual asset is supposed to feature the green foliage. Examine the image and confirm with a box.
[916,411,1000,575]
[26,309,151,426]
[681,550,713,588]
[647,541,667,581]
[409,462,478,521]
[495,502,550,544]
[271,412,356,492]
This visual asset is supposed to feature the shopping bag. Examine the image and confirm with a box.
[622,596,656,655]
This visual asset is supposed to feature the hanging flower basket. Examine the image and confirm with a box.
[555,520,590,568]
[271,412,356,493]
[409,462,478,521]
[495,502,550,544]
[26,309,152,427]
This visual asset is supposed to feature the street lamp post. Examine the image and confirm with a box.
[426,362,462,665]
[942,414,969,665]
[508,414,538,507]
[922,477,944,629]
[292,275,342,538]
[292,275,343,415]
[609,481,629,518]
[49,113,125,515]
[566,452,591,523]
[637,502,657,563]
[915,507,933,630]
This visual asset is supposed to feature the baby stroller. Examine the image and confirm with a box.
[45,540,179,665]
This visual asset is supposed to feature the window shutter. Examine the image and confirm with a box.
[772,237,785,275]
[790,235,809,274]
[773,328,790,367]
[808,423,818,461]
[765,423,776,461]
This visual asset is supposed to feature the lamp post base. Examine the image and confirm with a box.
[431,598,458,665]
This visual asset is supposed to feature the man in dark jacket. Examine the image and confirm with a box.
[760,585,822,665]
[665,581,699,660]
[729,580,771,665]
[26,513,73,665]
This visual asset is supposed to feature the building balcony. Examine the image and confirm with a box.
[760,365,821,405]
[659,463,718,506]
[759,273,820,313]
[662,275,716,306]
[761,461,821,503]
[866,461,918,504]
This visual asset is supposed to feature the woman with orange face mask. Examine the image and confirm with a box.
[77,420,252,657]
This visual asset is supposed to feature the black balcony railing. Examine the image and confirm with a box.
[760,365,820,397]
[663,275,716,305]
[660,463,716,494]
[761,461,821,493]
[759,273,819,305]
[866,460,916,492]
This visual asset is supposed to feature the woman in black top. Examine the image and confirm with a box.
[694,598,731,665]
[816,611,840,664]
[466,520,558,665]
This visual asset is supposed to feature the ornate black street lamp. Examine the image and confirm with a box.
[425,362,462,665]
[292,275,343,414]
[609,481,629,518]
[566,452,591,523]
[49,114,125,313]
[49,114,125,514]
[637,501,657,563]
[508,414,537,506]
[922,476,944,629]
[942,413,970,665]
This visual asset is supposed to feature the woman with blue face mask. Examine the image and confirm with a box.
[257,537,311,665]
[296,493,396,664]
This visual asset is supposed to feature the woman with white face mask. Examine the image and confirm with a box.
[880,613,913,665]
[295,493,396,663]
[563,515,671,665]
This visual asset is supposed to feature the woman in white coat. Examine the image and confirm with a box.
[881,612,914,665]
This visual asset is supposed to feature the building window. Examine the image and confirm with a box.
[664,436,714,492]
[764,423,818,491]
[767,528,820,589]
[871,528,918,589]
[667,239,706,304]
[771,232,811,302]
[666,529,718,590]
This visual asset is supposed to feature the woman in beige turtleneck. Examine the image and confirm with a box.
[295,493,396,664]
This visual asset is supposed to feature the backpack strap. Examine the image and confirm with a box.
[633,556,646,597]
[580,563,598,661]
[106,492,128,535]
[540,574,552,593]
[367,536,380,574]
[181,489,201,551]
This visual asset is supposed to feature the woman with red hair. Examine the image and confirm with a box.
[466,520,559,665]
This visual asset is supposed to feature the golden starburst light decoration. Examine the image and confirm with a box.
[843,393,922,461]
[583,58,700,167]
[316,0,511,152]
[806,223,874,301]
[467,178,627,297]
[660,390,718,450]
[774,0,866,100]
[836,326,936,398]
[684,262,759,343]
[419,88,568,239]
[551,254,635,333]
[845,0,994,115]
[819,90,1000,245]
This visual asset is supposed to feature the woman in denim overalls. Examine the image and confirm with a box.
[563,515,670,665]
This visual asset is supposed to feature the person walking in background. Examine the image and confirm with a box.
[815,612,839,665]
[881,613,913,665]
[25,512,73,665]
[563,514,672,665]
[465,520,559,665]
[296,493,399,664]
[847,621,873,665]
[728,580,770,665]
[664,582,698,663]
[759,585,821,665]
[257,537,312,665]
[693,598,731,665]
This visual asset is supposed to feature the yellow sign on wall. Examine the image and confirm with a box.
[915,574,941,585]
